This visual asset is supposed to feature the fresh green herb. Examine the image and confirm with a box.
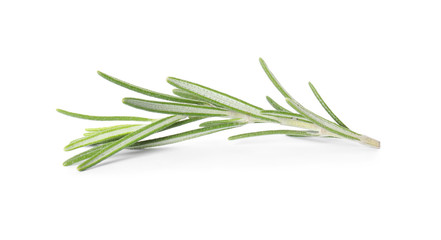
[59,58,380,171]
[56,109,155,122]
[229,130,319,140]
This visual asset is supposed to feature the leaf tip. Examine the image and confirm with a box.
[122,97,132,104]
[97,71,113,81]
[260,57,271,69]
[97,70,105,77]
[227,135,239,140]
[64,145,74,151]
[77,161,91,171]
[77,165,87,171]
[166,76,179,85]
[308,82,316,91]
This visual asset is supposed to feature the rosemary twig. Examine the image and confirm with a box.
[59,58,380,171]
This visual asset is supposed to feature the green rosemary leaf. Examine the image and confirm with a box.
[285,131,321,137]
[266,96,292,112]
[85,124,144,132]
[65,124,145,151]
[56,109,154,122]
[172,89,206,102]
[173,88,226,108]
[260,110,305,119]
[85,118,204,140]
[63,144,108,166]
[229,130,319,140]
[123,98,230,117]
[260,110,314,124]
[70,125,141,144]
[77,115,185,171]
[129,122,244,149]
[308,82,348,128]
[163,117,205,130]
[97,71,203,104]
[286,98,360,140]
[88,137,129,146]
[259,58,293,99]
[199,118,247,128]
[167,77,278,122]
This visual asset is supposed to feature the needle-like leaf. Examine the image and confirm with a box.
[84,118,202,134]
[129,122,244,149]
[172,89,206,102]
[199,118,247,128]
[123,98,230,117]
[259,58,294,99]
[84,118,204,141]
[77,115,185,171]
[65,124,144,151]
[167,77,277,122]
[266,96,292,113]
[229,130,319,140]
[57,109,154,122]
[260,110,306,119]
[97,71,203,104]
[85,124,144,132]
[63,144,108,166]
[173,88,226,108]
[308,82,348,128]
[163,117,205,130]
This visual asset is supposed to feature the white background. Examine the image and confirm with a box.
[1,0,440,239]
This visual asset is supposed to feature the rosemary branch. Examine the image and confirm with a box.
[58,58,380,171]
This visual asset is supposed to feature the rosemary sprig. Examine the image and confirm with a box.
[59,58,380,171]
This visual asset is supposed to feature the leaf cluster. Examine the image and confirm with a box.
[58,58,380,171]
